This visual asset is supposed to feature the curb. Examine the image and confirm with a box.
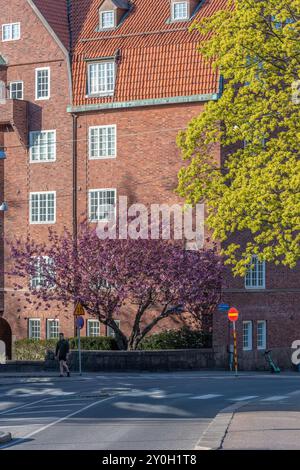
[194,401,250,450]
[0,432,12,444]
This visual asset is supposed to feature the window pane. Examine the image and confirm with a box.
[257,321,266,349]
[30,193,55,223]
[88,62,115,95]
[12,23,20,39]
[30,131,56,162]
[107,320,120,337]
[89,189,116,221]
[29,319,41,340]
[47,320,59,339]
[173,2,188,20]
[36,69,49,99]
[90,126,116,158]
[3,25,11,40]
[101,11,114,28]
[243,321,252,350]
[245,255,265,289]
[10,82,23,100]
[88,320,100,337]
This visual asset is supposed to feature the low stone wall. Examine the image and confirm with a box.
[0,360,44,373]
[46,349,215,372]
[214,346,296,371]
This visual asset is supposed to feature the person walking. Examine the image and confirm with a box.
[55,333,70,377]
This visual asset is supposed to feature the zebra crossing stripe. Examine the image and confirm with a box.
[228,396,258,401]
[261,395,288,401]
[190,394,222,400]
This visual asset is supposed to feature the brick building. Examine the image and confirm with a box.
[0,0,74,353]
[0,0,299,369]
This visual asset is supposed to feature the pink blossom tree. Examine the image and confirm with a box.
[8,224,223,350]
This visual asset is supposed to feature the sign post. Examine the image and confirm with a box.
[228,307,239,377]
[74,302,85,376]
[76,316,84,376]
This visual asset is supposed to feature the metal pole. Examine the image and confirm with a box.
[233,321,238,377]
[77,326,82,376]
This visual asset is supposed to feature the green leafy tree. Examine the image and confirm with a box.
[177,0,300,275]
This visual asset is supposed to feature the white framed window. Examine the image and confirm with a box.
[172,2,189,20]
[30,130,56,162]
[243,321,253,351]
[35,67,50,100]
[89,188,116,222]
[30,256,54,289]
[46,319,60,339]
[89,125,116,159]
[28,319,41,340]
[9,81,23,100]
[257,320,267,350]
[87,319,100,337]
[245,255,266,289]
[100,11,115,29]
[30,191,56,224]
[88,61,115,96]
[107,320,120,338]
[2,23,20,41]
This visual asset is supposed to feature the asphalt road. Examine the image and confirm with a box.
[0,372,300,450]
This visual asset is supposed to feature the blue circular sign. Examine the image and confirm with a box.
[76,316,84,329]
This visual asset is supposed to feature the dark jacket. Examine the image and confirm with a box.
[55,339,70,360]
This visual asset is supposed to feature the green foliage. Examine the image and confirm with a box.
[177,0,300,275]
[139,327,212,350]
[15,336,118,360]
[15,339,57,361]
[68,336,118,351]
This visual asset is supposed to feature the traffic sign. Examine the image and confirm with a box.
[218,303,230,313]
[74,301,85,317]
[76,316,84,330]
[228,307,239,322]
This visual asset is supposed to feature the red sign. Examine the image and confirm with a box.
[228,307,239,322]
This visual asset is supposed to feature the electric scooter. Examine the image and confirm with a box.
[263,349,281,373]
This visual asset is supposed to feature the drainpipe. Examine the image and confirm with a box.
[72,113,78,241]
[72,113,78,338]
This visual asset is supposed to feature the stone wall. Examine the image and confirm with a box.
[214,345,296,371]
[45,349,215,372]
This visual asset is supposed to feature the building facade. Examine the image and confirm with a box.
[0,0,299,369]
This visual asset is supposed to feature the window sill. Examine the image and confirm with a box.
[30,159,56,164]
[85,93,114,98]
[89,155,116,160]
[30,221,56,225]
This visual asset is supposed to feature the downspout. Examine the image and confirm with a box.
[72,113,78,338]
[72,113,78,241]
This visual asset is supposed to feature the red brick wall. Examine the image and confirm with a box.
[1,0,74,340]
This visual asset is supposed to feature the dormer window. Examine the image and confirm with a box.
[100,10,115,29]
[172,2,189,21]
[98,1,130,31]
[88,61,115,96]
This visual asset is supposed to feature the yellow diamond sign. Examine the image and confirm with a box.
[74,302,85,317]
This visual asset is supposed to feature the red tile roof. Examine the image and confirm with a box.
[71,0,228,107]
[31,0,70,51]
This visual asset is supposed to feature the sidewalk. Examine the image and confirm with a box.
[222,392,300,450]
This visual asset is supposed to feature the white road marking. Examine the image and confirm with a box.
[6,409,72,415]
[190,394,222,400]
[228,396,258,401]
[27,403,87,408]
[0,397,51,416]
[261,395,288,401]
[0,395,114,449]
